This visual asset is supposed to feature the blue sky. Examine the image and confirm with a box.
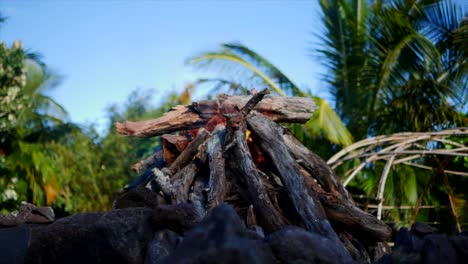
[1,1,327,130]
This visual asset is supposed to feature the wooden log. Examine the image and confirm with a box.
[166,128,210,176]
[283,131,351,200]
[115,95,316,138]
[281,129,392,242]
[170,163,200,204]
[246,204,266,238]
[246,113,341,242]
[188,176,206,217]
[131,149,165,174]
[317,192,392,242]
[246,204,257,227]
[115,105,207,138]
[124,149,165,192]
[223,89,289,233]
[292,151,392,242]
[206,125,227,209]
[161,134,188,166]
[152,168,175,200]
[220,94,317,123]
[158,135,210,204]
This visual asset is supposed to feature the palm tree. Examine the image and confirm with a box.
[187,42,353,148]
[317,0,372,139]
[318,0,466,137]
[318,0,468,228]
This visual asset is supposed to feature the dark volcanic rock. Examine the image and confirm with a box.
[113,186,163,209]
[144,229,181,264]
[25,208,155,264]
[265,226,354,264]
[391,223,468,264]
[420,234,457,264]
[450,235,468,260]
[0,225,30,264]
[158,204,276,264]
[393,227,421,256]
[0,202,54,227]
[153,203,204,234]
[411,222,438,238]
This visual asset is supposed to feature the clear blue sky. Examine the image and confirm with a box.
[1,1,327,130]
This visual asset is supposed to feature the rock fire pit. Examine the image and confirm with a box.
[2,89,397,263]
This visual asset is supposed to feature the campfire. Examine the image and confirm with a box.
[115,89,392,262]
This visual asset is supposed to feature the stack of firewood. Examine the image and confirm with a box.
[115,89,392,262]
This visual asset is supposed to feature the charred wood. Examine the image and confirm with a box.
[224,89,289,233]
[131,149,165,174]
[206,125,227,209]
[247,113,342,244]
[318,192,392,242]
[283,132,351,200]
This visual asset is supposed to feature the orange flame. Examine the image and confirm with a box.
[246,129,265,166]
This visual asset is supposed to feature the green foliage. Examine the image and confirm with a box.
[0,41,27,136]
[320,0,468,229]
[0,28,193,215]
[0,86,186,214]
[318,0,466,138]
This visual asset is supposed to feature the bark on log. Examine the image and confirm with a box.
[188,176,206,217]
[224,89,289,233]
[115,96,316,138]
[249,113,392,243]
[161,134,189,166]
[283,131,351,200]
[220,95,317,123]
[246,113,341,242]
[170,163,200,204]
[318,192,392,242]
[206,125,227,209]
[132,149,165,174]
[166,128,210,176]
[282,129,392,242]
[115,105,206,138]
[299,158,392,243]
[125,150,165,192]
[160,135,210,204]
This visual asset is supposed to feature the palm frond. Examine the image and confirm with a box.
[188,48,285,95]
[222,43,305,96]
[305,97,353,146]
[377,33,441,91]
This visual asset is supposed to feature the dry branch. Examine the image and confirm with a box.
[115,95,316,138]
[132,150,164,174]
[328,127,468,224]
